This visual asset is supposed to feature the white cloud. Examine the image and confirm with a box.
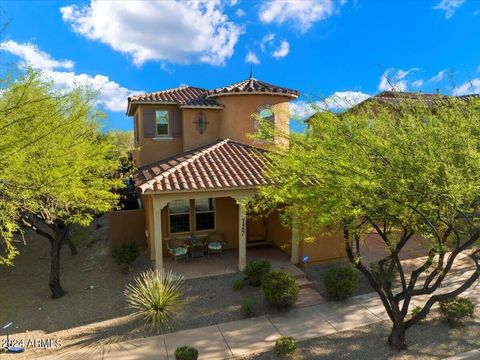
[260,33,275,52]
[259,0,339,33]
[412,80,424,88]
[434,0,465,19]
[455,79,480,95]
[291,91,371,118]
[245,51,260,64]
[272,40,290,58]
[1,40,141,112]
[235,8,246,17]
[429,69,448,82]
[378,68,419,92]
[0,40,74,70]
[60,1,244,66]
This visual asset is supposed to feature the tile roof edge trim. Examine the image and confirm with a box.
[141,185,259,195]
[178,105,224,109]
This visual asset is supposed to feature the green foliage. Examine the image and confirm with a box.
[324,265,359,301]
[0,68,123,265]
[241,298,255,317]
[125,270,186,329]
[439,296,476,325]
[174,346,198,360]
[233,279,244,291]
[262,271,299,310]
[410,305,427,324]
[111,242,140,267]
[368,260,398,287]
[243,259,271,285]
[274,336,297,356]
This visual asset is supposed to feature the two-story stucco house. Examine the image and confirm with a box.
[124,76,345,272]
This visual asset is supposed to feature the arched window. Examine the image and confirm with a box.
[254,105,275,132]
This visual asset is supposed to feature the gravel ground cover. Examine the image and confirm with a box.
[241,313,480,360]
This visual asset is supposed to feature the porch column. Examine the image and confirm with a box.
[238,201,247,271]
[291,215,300,264]
[152,196,168,271]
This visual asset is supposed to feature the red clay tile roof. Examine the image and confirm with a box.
[134,139,269,193]
[206,77,299,99]
[127,86,222,115]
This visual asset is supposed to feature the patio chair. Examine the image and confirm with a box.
[206,233,226,257]
[166,238,190,263]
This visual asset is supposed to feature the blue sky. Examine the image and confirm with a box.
[1,0,479,132]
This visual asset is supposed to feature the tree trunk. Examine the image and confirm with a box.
[65,237,78,256]
[48,231,67,298]
[388,320,407,350]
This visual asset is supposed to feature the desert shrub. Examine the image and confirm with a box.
[262,271,299,310]
[243,259,271,286]
[125,270,186,328]
[241,298,255,317]
[324,265,358,301]
[274,336,297,355]
[175,346,198,360]
[368,260,398,285]
[439,296,476,325]
[233,279,244,291]
[410,305,427,324]
[112,242,139,271]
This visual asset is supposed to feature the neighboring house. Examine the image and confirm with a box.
[120,76,346,271]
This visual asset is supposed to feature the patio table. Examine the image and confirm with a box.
[190,239,205,258]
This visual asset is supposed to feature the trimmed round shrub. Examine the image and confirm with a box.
[262,271,299,310]
[324,265,359,301]
[243,259,271,286]
[439,296,476,325]
[125,270,186,329]
[112,242,139,272]
[175,346,198,360]
[274,336,297,355]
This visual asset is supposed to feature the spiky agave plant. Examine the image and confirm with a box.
[125,269,187,329]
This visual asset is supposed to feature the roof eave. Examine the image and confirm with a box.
[205,91,299,100]
[126,100,180,116]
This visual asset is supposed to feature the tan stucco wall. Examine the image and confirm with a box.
[181,108,221,151]
[299,227,347,265]
[110,209,147,249]
[134,105,183,167]
[214,95,291,146]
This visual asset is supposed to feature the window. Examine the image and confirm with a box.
[155,110,169,136]
[134,113,140,143]
[195,198,215,231]
[259,108,274,123]
[169,200,190,233]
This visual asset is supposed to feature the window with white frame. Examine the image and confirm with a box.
[195,198,215,231]
[169,200,190,233]
[155,110,169,136]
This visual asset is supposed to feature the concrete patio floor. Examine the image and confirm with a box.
[163,246,293,279]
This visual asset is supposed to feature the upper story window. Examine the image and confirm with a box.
[169,200,190,233]
[134,113,140,143]
[254,105,275,132]
[155,110,169,136]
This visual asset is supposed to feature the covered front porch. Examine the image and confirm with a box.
[144,189,301,274]
[163,246,296,279]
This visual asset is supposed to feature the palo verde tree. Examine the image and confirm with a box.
[253,93,480,349]
[0,69,122,298]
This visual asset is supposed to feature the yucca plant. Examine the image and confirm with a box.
[125,270,187,329]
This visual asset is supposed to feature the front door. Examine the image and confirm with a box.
[247,216,266,245]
